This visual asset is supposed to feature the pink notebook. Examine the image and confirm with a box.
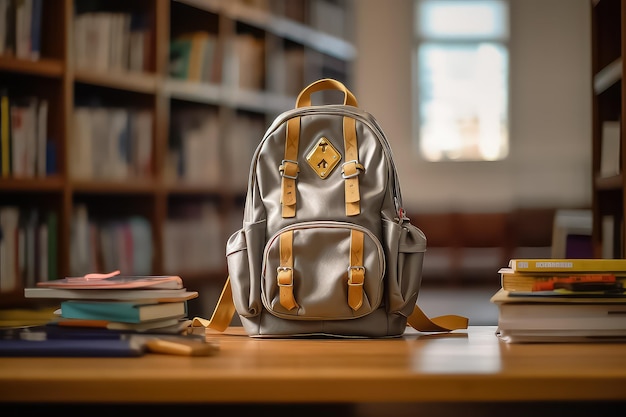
[36,271,184,290]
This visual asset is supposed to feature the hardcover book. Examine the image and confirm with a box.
[25,287,198,302]
[59,300,187,324]
[498,267,626,293]
[508,258,626,273]
[491,289,626,343]
[37,273,183,290]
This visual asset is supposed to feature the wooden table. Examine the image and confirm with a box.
[1,326,625,414]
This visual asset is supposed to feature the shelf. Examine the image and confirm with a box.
[594,174,623,190]
[0,177,65,191]
[176,0,356,61]
[69,180,160,194]
[74,70,160,94]
[594,58,622,94]
[591,0,625,259]
[0,56,64,78]
[165,79,222,104]
[0,0,354,310]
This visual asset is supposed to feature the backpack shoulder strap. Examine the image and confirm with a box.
[192,277,469,334]
[191,276,236,332]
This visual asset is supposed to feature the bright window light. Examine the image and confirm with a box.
[414,0,510,162]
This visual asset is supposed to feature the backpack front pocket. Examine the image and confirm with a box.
[261,221,386,320]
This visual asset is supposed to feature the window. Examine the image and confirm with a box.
[414,0,510,161]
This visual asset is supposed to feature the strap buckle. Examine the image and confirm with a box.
[341,160,364,179]
[347,265,365,285]
[279,159,299,179]
[277,266,294,286]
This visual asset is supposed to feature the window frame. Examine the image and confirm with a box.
[412,0,511,162]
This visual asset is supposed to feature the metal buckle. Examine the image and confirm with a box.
[341,160,364,179]
[347,265,365,284]
[279,159,299,179]
[277,266,293,286]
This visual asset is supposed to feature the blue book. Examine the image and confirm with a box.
[60,300,187,324]
[0,338,145,357]
[30,0,43,60]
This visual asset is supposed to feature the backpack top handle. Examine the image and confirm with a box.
[296,78,359,108]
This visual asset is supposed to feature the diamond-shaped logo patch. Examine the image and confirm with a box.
[305,137,341,179]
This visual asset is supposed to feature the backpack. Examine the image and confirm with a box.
[195,79,468,337]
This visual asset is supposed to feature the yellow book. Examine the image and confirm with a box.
[508,258,626,273]
[499,267,626,292]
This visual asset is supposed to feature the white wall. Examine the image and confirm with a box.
[352,0,592,213]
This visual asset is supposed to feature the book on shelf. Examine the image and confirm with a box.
[59,299,187,324]
[169,31,218,83]
[490,289,626,343]
[24,286,198,302]
[600,120,620,178]
[0,88,11,178]
[507,258,626,273]
[0,205,20,293]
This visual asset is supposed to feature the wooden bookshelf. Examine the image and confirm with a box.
[0,0,355,311]
[591,0,626,258]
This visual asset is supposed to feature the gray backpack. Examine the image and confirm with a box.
[197,79,468,337]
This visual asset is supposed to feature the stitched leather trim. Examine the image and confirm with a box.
[343,116,361,216]
[278,230,298,310]
[348,230,365,311]
[281,118,300,218]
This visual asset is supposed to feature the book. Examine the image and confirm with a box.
[491,289,626,343]
[491,288,626,304]
[59,300,187,323]
[498,267,626,293]
[0,88,11,177]
[0,325,216,356]
[0,338,146,357]
[52,317,188,333]
[508,258,626,273]
[36,273,184,290]
[24,287,198,302]
[600,120,620,177]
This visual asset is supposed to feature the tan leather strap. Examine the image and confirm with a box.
[280,118,300,218]
[296,78,358,108]
[194,277,468,334]
[283,79,361,218]
[190,276,236,332]
[348,230,365,310]
[277,230,298,310]
[406,304,469,332]
[342,116,363,216]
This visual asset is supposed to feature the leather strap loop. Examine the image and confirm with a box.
[281,118,300,218]
[296,78,358,108]
[348,230,365,310]
[278,230,298,310]
[343,116,361,216]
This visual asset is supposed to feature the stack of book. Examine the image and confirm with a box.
[24,271,199,335]
[491,258,626,343]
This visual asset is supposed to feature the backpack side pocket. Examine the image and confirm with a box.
[383,218,426,316]
[226,220,266,318]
